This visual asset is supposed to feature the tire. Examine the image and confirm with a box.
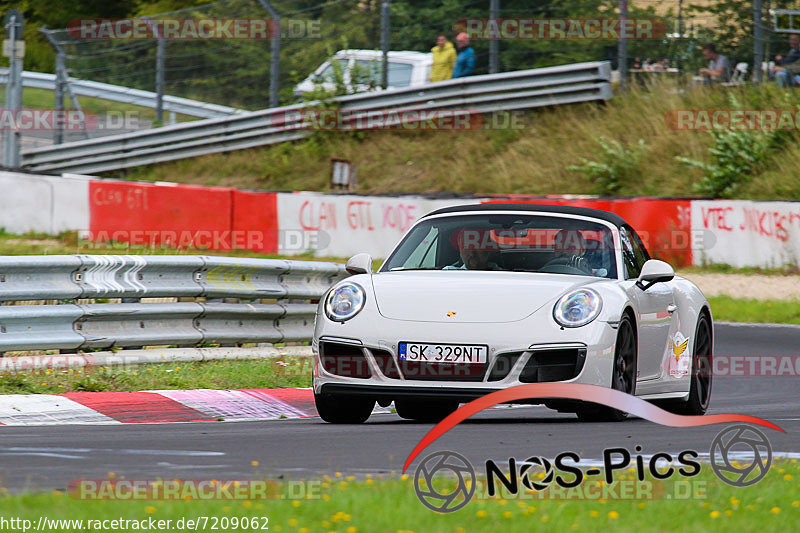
[666,313,713,416]
[576,314,637,422]
[314,392,374,424]
[395,399,459,423]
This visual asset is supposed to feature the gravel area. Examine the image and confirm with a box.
[678,273,800,301]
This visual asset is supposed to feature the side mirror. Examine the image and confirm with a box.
[636,259,674,291]
[346,253,373,275]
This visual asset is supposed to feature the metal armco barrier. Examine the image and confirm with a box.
[20,62,612,174]
[0,255,347,352]
[0,68,244,119]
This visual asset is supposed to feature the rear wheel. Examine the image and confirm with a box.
[577,314,637,422]
[666,314,713,416]
[395,399,459,422]
[314,392,374,424]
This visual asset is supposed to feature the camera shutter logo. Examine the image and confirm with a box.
[710,424,772,487]
[520,456,555,491]
[413,451,476,513]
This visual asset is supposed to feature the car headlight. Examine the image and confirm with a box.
[553,288,602,328]
[325,283,366,322]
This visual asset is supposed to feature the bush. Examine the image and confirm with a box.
[568,137,650,195]
[676,129,777,198]
[675,95,792,198]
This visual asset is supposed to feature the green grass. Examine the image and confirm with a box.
[707,296,800,325]
[1,461,798,532]
[0,230,348,263]
[0,358,311,395]
[116,80,800,200]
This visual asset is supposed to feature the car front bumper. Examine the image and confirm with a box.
[312,312,620,401]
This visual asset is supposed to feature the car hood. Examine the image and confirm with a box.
[371,271,596,323]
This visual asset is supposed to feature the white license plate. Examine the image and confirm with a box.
[398,342,487,364]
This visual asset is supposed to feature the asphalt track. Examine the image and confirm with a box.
[1,323,798,492]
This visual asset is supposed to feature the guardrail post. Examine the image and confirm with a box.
[617,0,628,90]
[3,9,24,167]
[156,36,165,123]
[41,27,66,144]
[489,0,499,74]
[753,0,764,84]
[381,0,391,89]
[257,0,281,108]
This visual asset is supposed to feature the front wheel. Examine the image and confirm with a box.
[395,399,459,422]
[314,392,374,424]
[666,314,713,416]
[577,314,637,422]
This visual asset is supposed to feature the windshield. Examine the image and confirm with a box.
[380,213,619,279]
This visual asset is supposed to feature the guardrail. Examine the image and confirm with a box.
[0,255,347,353]
[20,62,612,175]
[0,68,244,119]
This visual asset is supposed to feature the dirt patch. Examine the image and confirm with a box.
[678,273,800,301]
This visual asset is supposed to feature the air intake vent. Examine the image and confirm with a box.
[319,341,371,379]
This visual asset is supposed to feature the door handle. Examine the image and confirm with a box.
[667,304,678,314]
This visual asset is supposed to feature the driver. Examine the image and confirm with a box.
[552,229,592,274]
[444,229,502,270]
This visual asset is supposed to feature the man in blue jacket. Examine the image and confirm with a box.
[775,33,800,87]
[452,32,476,78]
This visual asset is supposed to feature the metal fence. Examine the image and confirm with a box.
[36,0,643,112]
[0,255,347,353]
[20,61,612,174]
[0,68,244,119]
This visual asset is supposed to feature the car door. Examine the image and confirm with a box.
[620,227,675,381]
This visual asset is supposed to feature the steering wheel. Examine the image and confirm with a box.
[541,255,592,275]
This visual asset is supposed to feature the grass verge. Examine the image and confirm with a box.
[0,230,348,263]
[0,358,311,395]
[708,296,800,325]
[0,461,798,532]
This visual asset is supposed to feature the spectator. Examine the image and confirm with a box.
[699,43,731,83]
[452,32,476,78]
[430,34,456,82]
[774,34,800,88]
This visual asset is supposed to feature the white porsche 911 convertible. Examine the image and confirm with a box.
[312,204,713,423]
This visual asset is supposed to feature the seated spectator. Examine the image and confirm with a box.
[430,34,456,82]
[775,34,800,88]
[698,43,731,83]
[452,32,476,78]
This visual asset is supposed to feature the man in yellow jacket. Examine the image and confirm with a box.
[430,35,456,82]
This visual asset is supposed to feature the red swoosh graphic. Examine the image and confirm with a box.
[402,383,783,473]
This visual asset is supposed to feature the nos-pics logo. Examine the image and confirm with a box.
[413,424,772,512]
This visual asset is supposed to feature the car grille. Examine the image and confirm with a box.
[371,348,401,378]
[396,360,487,381]
[487,352,524,381]
[519,348,587,383]
[319,341,371,379]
